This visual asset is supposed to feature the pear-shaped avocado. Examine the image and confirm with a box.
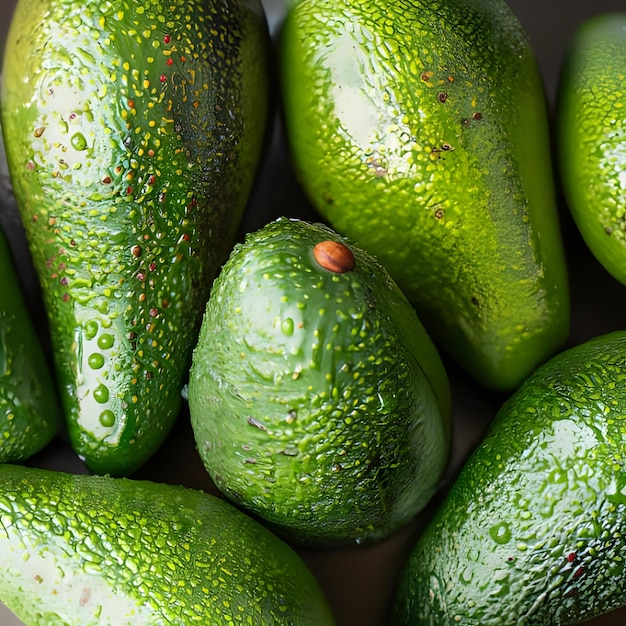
[188,217,451,546]
[0,464,334,625]
[280,0,570,391]
[0,225,60,463]
[0,0,270,475]
[394,331,626,625]
[558,12,626,286]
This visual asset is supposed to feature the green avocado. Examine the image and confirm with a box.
[279,0,570,391]
[0,463,335,625]
[557,12,626,285]
[0,0,270,475]
[188,217,451,546]
[0,224,60,463]
[393,330,626,625]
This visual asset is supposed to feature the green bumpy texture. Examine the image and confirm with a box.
[0,0,270,475]
[0,464,335,625]
[558,13,626,286]
[189,218,451,546]
[280,0,570,391]
[394,331,626,625]
[0,227,60,462]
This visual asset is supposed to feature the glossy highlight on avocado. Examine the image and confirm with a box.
[280,0,570,391]
[0,464,335,625]
[188,217,451,546]
[558,12,626,286]
[0,0,270,475]
[394,331,626,625]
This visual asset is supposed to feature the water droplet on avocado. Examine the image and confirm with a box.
[99,410,115,427]
[71,132,88,151]
[85,320,99,340]
[489,521,511,544]
[97,333,114,350]
[93,384,110,404]
[281,317,295,336]
[88,353,105,369]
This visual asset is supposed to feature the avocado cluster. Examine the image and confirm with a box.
[0,0,625,624]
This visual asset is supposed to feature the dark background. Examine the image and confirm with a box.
[2,0,626,624]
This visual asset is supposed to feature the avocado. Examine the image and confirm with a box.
[393,330,626,625]
[557,12,626,285]
[0,0,270,475]
[0,463,335,625]
[279,0,570,391]
[188,217,451,546]
[0,224,60,463]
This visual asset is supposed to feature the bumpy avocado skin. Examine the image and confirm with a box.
[280,0,569,391]
[0,464,334,626]
[188,218,451,546]
[0,226,60,463]
[0,0,270,475]
[558,13,626,286]
[394,331,626,625]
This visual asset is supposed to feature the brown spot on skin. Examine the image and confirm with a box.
[313,240,356,273]
[79,588,91,607]
[434,208,444,219]
[473,112,483,120]
[438,92,448,103]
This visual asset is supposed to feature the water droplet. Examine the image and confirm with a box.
[99,410,115,427]
[85,320,99,340]
[71,132,88,151]
[281,317,294,336]
[93,384,110,404]
[88,353,105,369]
[97,333,114,350]
[490,521,512,545]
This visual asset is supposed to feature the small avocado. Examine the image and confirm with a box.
[188,217,451,546]
[0,224,60,463]
[0,463,334,625]
[0,0,270,475]
[557,12,626,285]
[279,0,570,391]
[393,330,626,625]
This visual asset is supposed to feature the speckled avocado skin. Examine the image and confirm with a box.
[393,331,626,625]
[0,463,335,625]
[0,0,270,475]
[558,13,626,286]
[0,226,60,463]
[188,218,451,546]
[280,0,570,391]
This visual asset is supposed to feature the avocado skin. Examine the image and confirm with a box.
[0,226,60,462]
[188,217,451,546]
[393,331,626,625]
[0,464,334,625]
[0,0,270,475]
[557,13,626,286]
[280,0,569,391]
